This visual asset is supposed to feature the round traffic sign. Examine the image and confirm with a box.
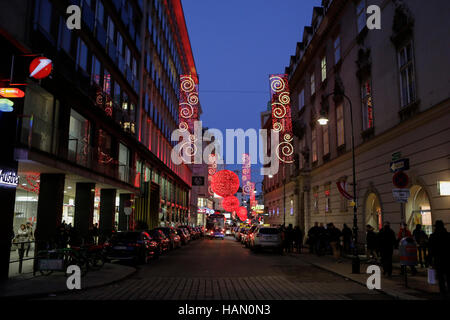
[393,171,409,188]
[29,57,53,79]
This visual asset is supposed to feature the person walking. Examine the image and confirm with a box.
[286,224,294,253]
[398,222,417,276]
[366,225,378,262]
[317,223,326,256]
[307,222,320,254]
[378,221,397,277]
[413,224,429,268]
[294,226,303,253]
[25,222,34,257]
[15,224,30,260]
[428,220,450,298]
[327,223,342,260]
[342,224,352,255]
[92,223,99,245]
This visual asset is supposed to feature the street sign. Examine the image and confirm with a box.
[390,158,409,173]
[393,171,409,188]
[393,188,410,203]
[192,176,205,186]
[392,152,402,161]
[29,57,52,79]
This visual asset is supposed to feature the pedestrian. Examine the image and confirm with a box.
[412,224,428,268]
[286,224,294,253]
[280,225,287,254]
[397,222,412,241]
[15,224,30,259]
[294,226,303,253]
[92,223,99,245]
[377,221,397,277]
[428,220,450,298]
[366,225,378,261]
[342,224,352,255]
[25,222,34,257]
[317,223,326,256]
[327,223,342,260]
[307,222,320,254]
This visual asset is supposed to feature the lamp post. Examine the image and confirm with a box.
[318,89,360,274]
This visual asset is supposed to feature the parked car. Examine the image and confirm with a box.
[235,227,246,241]
[147,229,170,254]
[104,231,158,265]
[250,227,282,253]
[179,225,198,240]
[207,227,224,240]
[155,227,181,250]
[180,228,191,242]
[244,225,258,248]
[177,228,190,245]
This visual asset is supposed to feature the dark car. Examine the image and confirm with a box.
[207,227,225,240]
[147,229,171,254]
[104,231,157,264]
[179,225,197,240]
[155,227,181,250]
[177,228,190,245]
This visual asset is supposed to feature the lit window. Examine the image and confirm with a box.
[334,36,341,63]
[325,187,331,213]
[77,39,88,72]
[312,126,318,162]
[361,79,374,130]
[323,124,329,155]
[310,73,315,96]
[356,0,366,33]
[290,200,294,216]
[336,103,345,147]
[91,55,101,85]
[397,42,416,107]
[321,56,327,82]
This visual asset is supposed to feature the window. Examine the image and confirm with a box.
[323,124,329,155]
[321,56,327,82]
[299,137,306,169]
[103,69,111,95]
[334,36,341,63]
[96,0,104,26]
[312,126,318,162]
[91,55,101,85]
[336,103,345,147]
[313,189,319,213]
[37,0,52,34]
[324,186,331,213]
[356,0,366,33]
[117,33,123,55]
[310,73,315,96]
[361,79,374,130]
[398,42,416,107]
[59,17,72,54]
[107,17,115,41]
[125,47,131,67]
[290,199,294,216]
[298,89,305,110]
[77,39,88,72]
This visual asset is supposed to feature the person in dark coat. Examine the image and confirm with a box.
[294,226,303,253]
[307,222,320,254]
[377,221,397,277]
[412,224,428,268]
[317,223,327,256]
[327,223,342,259]
[366,225,378,261]
[342,224,352,255]
[428,220,450,297]
[286,224,294,253]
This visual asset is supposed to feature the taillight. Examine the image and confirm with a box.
[150,241,158,247]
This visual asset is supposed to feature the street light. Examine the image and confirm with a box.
[318,89,360,274]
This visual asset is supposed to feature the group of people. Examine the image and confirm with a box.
[11,222,34,257]
[279,224,304,253]
[306,222,353,259]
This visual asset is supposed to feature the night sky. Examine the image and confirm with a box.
[182,0,322,190]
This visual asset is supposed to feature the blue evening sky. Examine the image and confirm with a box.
[182,0,322,190]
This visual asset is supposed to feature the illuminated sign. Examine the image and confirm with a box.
[438,181,450,196]
[0,99,14,112]
[0,88,25,98]
[0,169,19,187]
[29,57,52,79]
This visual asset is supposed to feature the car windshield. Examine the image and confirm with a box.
[258,228,279,234]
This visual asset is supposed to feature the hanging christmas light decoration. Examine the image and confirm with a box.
[237,207,248,221]
[179,74,199,133]
[207,154,217,196]
[211,170,240,197]
[241,153,252,195]
[249,182,256,208]
[270,74,294,163]
[222,196,240,213]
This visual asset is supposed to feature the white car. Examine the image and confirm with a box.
[250,227,282,253]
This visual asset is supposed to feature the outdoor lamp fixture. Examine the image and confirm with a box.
[268,174,273,178]
[0,98,14,112]
[317,111,329,126]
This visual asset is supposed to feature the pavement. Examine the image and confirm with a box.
[0,263,136,299]
[288,249,442,300]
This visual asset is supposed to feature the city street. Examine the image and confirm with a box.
[40,237,391,300]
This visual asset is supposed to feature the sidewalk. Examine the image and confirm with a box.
[289,250,441,300]
[0,263,136,299]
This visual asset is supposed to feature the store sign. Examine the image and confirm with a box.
[0,169,19,187]
[29,57,52,79]
[392,189,410,203]
[192,176,205,186]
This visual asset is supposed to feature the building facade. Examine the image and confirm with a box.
[0,0,198,278]
[264,0,450,243]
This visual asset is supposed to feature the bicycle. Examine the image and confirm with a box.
[36,247,89,276]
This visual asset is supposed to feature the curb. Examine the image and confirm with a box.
[0,264,138,300]
[287,253,423,300]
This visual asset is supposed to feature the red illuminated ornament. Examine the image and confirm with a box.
[221,196,240,213]
[29,57,52,79]
[211,170,240,197]
[237,207,247,221]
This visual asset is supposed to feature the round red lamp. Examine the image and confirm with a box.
[211,170,240,197]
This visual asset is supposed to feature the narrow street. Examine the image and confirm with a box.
[41,237,391,300]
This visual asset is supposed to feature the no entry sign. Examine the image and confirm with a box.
[393,171,409,188]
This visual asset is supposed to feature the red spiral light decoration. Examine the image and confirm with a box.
[222,196,240,212]
[211,170,240,197]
